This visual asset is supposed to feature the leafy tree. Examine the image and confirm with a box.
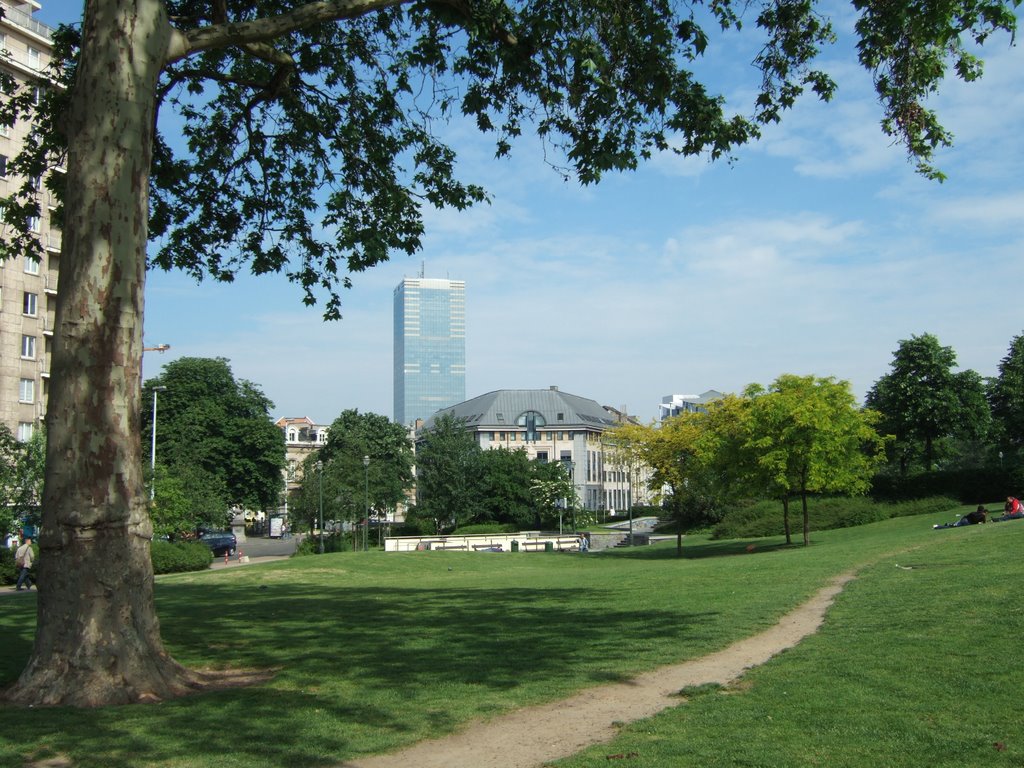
[744,375,886,546]
[866,334,989,473]
[143,358,286,515]
[415,413,481,533]
[477,448,541,529]
[1,0,1017,708]
[529,459,577,531]
[0,426,46,539]
[289,409,413,547]
[639,411,725,555]
[149,470,199,537]
[989,333,1024,458]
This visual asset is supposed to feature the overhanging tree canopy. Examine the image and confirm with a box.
[0,0,1017,708]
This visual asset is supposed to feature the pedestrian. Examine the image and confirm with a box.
[14,535,34,590]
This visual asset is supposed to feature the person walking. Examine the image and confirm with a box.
[14,535,34,591]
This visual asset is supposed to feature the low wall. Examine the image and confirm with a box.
[385,532,586,553]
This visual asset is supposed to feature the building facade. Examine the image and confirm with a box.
[658,390,725,420]
[276,415,329,493]
[0,1,58,441]
[424,386,653,514]
[393,276,465,427]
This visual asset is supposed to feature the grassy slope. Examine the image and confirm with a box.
[0,502,1019,767]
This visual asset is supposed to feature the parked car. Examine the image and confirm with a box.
[198,530,237,557]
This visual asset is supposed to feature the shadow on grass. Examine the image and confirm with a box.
[0,581,719,768]
[602,538,794,560]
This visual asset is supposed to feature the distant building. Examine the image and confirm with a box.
[658,390,725,420]
[393,276,465,427]
[276,416,329,493]
[424,386,653,514]
[0,1,59,441]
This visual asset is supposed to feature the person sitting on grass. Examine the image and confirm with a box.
[933,506,989,529]
[994,496,1024,522]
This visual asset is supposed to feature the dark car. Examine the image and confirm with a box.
[198,530,237,557]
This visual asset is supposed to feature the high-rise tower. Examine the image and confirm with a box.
[393,277,465,426]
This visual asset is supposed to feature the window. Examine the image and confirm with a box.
[28,47,41,70]
[27,216,40,233]
[24,256,39,275]
[23,292,37,316]
[21,335,35,359]
[536,451,548,463]
[17,422,33,442]
[19,379,34,404]
[516,410,547,442]
[0,154,7,177]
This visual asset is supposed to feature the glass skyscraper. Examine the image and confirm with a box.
[393,277,466,426]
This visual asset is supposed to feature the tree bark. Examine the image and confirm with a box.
[782,496,792,545]
[4,0,204,707]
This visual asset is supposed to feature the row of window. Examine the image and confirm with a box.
[489,431,581,442]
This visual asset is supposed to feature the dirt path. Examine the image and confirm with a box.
[339,569,858,768]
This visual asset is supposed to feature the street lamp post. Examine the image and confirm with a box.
[363,455,370,552]
[149,386,167,501]
[317,460,324,554]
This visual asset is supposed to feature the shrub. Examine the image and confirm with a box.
[711,495,961,540]
[294,532,353,556]
[0,546,18,585]
[453,522,518,535]
[151,540,213,574]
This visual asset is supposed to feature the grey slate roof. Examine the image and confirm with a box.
[423,388,619,431]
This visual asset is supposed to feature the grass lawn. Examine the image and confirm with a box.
[1,502,1021,767]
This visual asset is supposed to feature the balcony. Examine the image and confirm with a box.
[1,6,53,43]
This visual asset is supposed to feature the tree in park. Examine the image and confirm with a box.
[0,0,1016,708]
[143,357,286,524]
[289,409,414,541]
[0,426,47,540]
[744,375,886,546]
[602,396,752,556]
[529,458,578,532]
[413,413,481,534]
[989,333,1024,459]
[865,333,990,474]
[477,447,544,529]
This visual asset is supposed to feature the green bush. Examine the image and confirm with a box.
[151,540,213,574]
[711,495,961,540]
[0,546,18,585]
[294,532,353,556]
[453,522,518,535]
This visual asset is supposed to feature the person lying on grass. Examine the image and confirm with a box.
[934,506,989,529]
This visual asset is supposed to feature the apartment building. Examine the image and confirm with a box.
[0,0,58,441]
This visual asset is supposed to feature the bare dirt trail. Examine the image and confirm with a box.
[339,569,858,768]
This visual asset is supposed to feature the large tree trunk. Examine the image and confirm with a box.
[4,0,203,707]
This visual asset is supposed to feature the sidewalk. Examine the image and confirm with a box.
[1,552,293,597]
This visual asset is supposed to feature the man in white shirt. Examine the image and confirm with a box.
[14,536,34,591]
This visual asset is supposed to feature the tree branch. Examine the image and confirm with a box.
[167,0,516,64]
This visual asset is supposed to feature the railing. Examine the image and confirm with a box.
[2,7,53,41]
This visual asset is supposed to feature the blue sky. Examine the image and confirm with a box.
[37,2,1024,424]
